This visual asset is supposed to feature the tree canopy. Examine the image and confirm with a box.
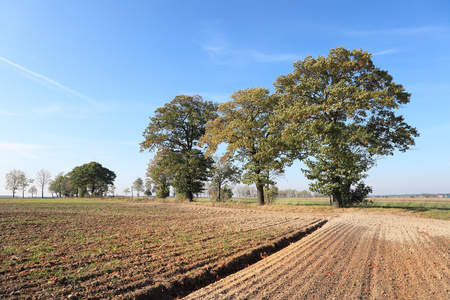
[140,95,218,201]
[274,47,419,207]
[210,158,241,202]
[200,88,290,205]
[146,150,172,198]
[69,162,116,197]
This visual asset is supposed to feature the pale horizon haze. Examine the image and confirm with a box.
[0,0,449,197]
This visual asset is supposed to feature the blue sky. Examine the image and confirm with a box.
[0,0,449,196]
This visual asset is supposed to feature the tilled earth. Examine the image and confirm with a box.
[185,212,450,299]
[0,199,326,299]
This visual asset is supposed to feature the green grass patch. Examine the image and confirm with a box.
[359,201,449,220]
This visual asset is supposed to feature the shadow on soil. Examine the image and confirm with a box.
[136,219,328,300]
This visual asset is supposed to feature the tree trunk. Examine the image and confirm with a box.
[218,183,221,202]
[186,191,194,202]
[332,192,343,208]
[256,184,265,205]
[42,188,44,198]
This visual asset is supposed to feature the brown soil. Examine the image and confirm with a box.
[0,200,326,299]
[185,211,450,300]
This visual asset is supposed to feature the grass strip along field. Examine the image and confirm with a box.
[0,198,325,299]
[225,197,449,221]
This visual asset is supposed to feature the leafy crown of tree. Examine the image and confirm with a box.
[274,47,419,207]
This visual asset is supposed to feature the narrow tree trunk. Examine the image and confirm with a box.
[218,183,221,202]
[256,184,265,205]
[42,188,44,198]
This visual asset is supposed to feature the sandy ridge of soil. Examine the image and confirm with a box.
[185,212,450,299]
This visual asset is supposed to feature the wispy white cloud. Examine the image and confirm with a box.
[250,50,299,63]
[200,39,299,65]
[0,56,97,105]
[372,49,400,56]
[199,23,299,66]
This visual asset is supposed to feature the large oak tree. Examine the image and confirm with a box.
[140,95,218,202]
[200,88,290,205]
[274,47,419,207]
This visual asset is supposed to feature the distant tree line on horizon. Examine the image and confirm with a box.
[4,162,116,198]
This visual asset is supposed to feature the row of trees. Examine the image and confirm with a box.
[5,169,52,198]
[141,47,418,208]
[4,162,116,198]
[122,177,152,197]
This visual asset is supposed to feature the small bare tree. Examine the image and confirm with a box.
[18,171,33,198]
[36,169,52,198]
[133,178,144,197]
[28,186,38,198]
[5,169,22,198]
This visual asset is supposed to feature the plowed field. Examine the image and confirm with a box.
[0,199,326,299]
[186,212,450,299]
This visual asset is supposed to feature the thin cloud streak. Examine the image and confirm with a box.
[201,41,298,65]
[372,49,400,56]
[199,24,298,65]
[0,56,96,105]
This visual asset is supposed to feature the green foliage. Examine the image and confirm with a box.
[163,149,213,200]
[69,162,116,197]
[200,88,290,205]
[210,158,241,202]
[156,185,170,198]
[275,47,419,207]
[146,151,171,199]
[263,185,279,204]
[210,185,234,202]
[140,95,218,153]
[49,172,74,197]
[141,95,218,201]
